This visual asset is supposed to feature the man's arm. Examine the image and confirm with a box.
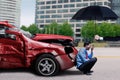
[94,35,104,41]
[77,49,88,62]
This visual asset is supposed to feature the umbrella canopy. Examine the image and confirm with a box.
[72,6,118,20]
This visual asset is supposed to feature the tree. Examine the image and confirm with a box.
[81,21,96,42]
[27,24,40,35]
[43,22,59,34]
[113,24,120,37]
[59,22,74,37]
[21,25,28,31]
[43,22,74,37]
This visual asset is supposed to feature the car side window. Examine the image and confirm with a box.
[0,25,16,40]
[6,34,16,40]
[0,26,6,38]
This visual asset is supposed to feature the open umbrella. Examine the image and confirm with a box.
[72,5,118,42]
[72,6,118,20]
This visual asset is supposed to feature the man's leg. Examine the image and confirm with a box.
[78,57,97,73]
[85,57,97,72]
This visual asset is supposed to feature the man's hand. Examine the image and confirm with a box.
[94,35,100,40]
[91,45,94,52]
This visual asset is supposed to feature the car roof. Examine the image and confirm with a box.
[33,34,73,41]
[0,21,15,28]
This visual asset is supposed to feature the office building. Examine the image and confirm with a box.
[0,0,21,27]
[35,0,111,40]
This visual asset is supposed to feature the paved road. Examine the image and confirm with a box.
[0,48,120,80]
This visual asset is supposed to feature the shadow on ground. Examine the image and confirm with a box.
[0,68,83,76]
[58,70,83,76]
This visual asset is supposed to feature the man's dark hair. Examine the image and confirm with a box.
[84,42,91,47]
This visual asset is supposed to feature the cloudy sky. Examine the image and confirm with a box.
[21,0,35,26]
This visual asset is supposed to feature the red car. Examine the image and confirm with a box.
[0,21,78,76]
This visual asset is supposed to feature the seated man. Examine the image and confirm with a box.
[76,42,97,75]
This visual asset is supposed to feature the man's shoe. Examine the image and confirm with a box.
[86,72,92,75]
[88,70,94,73]
[83,72,92,75]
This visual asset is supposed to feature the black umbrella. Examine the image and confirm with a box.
[72,6,118,20]
[72,6,118,42]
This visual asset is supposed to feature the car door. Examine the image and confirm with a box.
[0,34,25,68]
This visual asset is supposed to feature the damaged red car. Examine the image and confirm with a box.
[0,21,78,76]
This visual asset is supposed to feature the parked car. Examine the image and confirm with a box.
[0,21,78,76]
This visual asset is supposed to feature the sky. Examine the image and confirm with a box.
[21,0,35,26]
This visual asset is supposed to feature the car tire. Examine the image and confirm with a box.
[35,54,60,76]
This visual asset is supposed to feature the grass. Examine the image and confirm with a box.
[78,42,108,47]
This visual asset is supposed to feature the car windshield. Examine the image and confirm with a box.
[8,28,33,38]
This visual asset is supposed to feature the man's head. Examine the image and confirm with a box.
[84,42,91,50]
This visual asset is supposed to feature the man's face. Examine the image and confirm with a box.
[86,44,91,50]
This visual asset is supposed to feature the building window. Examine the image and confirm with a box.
[52,15,62,18]
[46,1,51,4]
[77,3,82,7]
[52,1,56,4]
[76,29,80,32]
[64,0,68,3]
[76,24,81,27]
[41,6,46,9]
[39,20,44,23]
[76,34,81,37]
[58,9,68,13]
[96,2,103,6]
[58,5,62,8]
[40,25,44,28]
[37,2,45,5]
[64,4,69,8]
[58,0,63,3]
[70,4,75,7]
[83,3,88,7]
[46,6,50,9]
[70,0,76,2]
[90,2,96,6]
[64,14,73,18]
[45,15,50,18]
[52,5,57,8]
[46,20,51,23]
[40,15,44,18]
[70,9,76,12]
[83,0,89,1]
[39,11,44,14]
[76,0,81,2]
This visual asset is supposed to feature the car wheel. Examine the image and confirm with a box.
[35,54,60,76]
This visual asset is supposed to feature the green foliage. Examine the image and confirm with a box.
[21,25,28,31]
[44,22,74,37]
[21,24,42,35]
[44,22,60,34]
[81,21,96,42]
[113,24,120,36]
[59,22,74,36]
[20,22,73,37]
[27,24,40,35]
[81,21,120,41]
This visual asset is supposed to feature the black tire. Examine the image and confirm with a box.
[35,54,60,76]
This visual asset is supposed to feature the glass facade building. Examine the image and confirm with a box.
[0,0,21,27]
[35,0,111,40]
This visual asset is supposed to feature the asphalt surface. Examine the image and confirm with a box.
[0,48,120,80]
